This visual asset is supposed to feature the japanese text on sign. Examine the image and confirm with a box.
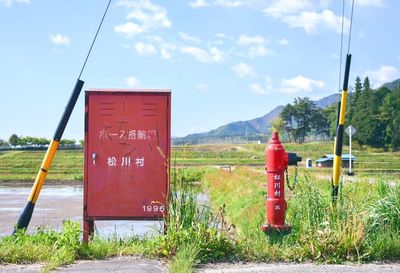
[99,125,157,143]
[107,156,145,168]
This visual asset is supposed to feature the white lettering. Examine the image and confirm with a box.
[128,130,136,140]
[107,156,117,167]
[136,157,145,167]
[274,174,281,180]
[121,156,131,167]
[137,130,147,140]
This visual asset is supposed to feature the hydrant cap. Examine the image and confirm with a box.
[270,131,281,144]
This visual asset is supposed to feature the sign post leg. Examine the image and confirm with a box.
[348,126,354,176]
[83,219,94,244]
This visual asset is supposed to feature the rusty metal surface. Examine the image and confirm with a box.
[84,90,171,220]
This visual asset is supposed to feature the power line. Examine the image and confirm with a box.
[347,0,355,54]
[338,0,346,93]
[78,0,112,80]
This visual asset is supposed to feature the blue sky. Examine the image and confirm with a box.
[1,0,399,141]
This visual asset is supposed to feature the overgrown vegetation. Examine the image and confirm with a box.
[0,168,234,273]
[204,167,400,262]
[0,151,399,272]
[1,143,400,180]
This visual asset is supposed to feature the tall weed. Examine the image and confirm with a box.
[159,167,235,263]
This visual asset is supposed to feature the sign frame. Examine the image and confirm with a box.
[83,89,171,242]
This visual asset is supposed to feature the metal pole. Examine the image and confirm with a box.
[13,0,112,234]
[332,54,352,203]
[13,80,84,233]
[349,126,352,174]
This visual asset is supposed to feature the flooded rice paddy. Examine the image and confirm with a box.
[0,184,164,238]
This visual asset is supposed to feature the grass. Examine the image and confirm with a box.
[0,168,233,273]
[1,143,399,271]
[204,166,400,263]
[0,166,399,272]
[1,142,400,181]
[0,150,83,180]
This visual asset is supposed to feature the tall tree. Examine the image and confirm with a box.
[312,108,330,140]
[348,76,362,123]
[280,103,295,142]
[0,139,8,148]
[379,88,400,150]
[293,97,317,143]
[9,134,20,146]
[279,97,319,143]
[324,103,338,139]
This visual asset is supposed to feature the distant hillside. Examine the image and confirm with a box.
[314,94,338,108]
[173,94,339,144]
[382,78,400,91]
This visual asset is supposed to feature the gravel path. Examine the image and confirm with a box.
[197,262,400,273]
[2,260,400,273]
[0,256,166,273]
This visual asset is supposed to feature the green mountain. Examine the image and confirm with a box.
[173,94,338,144]
[382,78,400,91]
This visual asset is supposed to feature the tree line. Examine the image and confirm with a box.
[274,77,400,150]
[0,134,82,149]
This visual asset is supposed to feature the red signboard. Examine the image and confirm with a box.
[83,89,171,242]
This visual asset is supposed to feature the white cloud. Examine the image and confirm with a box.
[147,35,177,60]
[249,46,271,57]
[232,63,257,78]
[196,83,209,93]
[189,0,253,8]
[237,35,272,58]
[179,32,201,43]
[278,38,289,45]
[181,46,225,63]
[365,65,400,87]
[264,0,312,18]
[282,9,349,34]
[49,34,70,46]
[189,0,209,8]
[264,1,349,34]
[213,0,246,8]
[160,48,171,59]
[114,22,145,37]
[250,75,325,95]
[115,0,171,38]
[278,75,325,94]
[238,35,266,45]
[249,76,273,95]
[134,42,157,55]
[355,0,383,7]
[126,76,140,86]
[249,83,271,95]
[0,0,30,7]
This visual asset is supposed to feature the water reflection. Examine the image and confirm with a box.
[0,185,209,239]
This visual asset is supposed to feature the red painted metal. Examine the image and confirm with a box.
[83,89,171,242]
[262,132,292,234]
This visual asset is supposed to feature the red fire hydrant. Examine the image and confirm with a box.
[262,131,301,234]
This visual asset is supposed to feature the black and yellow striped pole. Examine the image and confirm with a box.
[13,80,84,232]
[13,0,112,233]
[332,54,352,203]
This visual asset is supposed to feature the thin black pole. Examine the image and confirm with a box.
[13,0,112,233]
